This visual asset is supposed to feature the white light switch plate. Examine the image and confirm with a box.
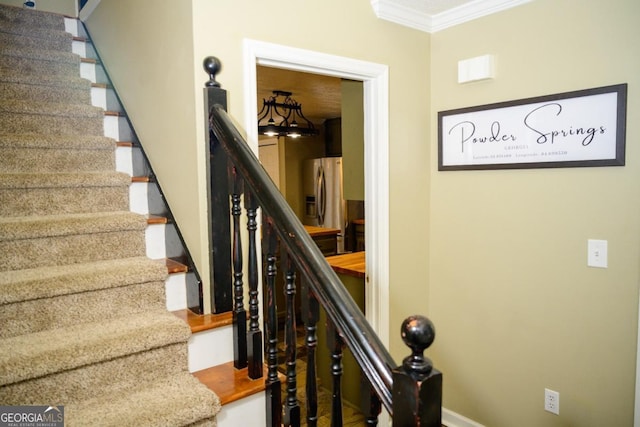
[587,239,608,268]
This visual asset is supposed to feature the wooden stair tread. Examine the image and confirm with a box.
[165,258,188,274]
[172,309,232,334]
[147,215,168,225]
[193,361,269,405]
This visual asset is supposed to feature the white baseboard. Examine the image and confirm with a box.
[443,407,485,427]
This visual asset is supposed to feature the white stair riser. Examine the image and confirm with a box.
[92,86,123,113]
[115,145,133,176]
[165,273,187,311]
[146,224,166,259]
[188,326,234,373]
[72,39,86,57]
[104,115,133,141]
[216,393,266,427]
[129,181,148,214]
[64,17,78,37]
[80,61,95,83]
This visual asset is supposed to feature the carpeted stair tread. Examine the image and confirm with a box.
[0,80,91,104]
[0,309,191,386]
[0,25,70,41]
[0,343,190,406]
[0,71,92,91]
[0,133,114,150]
[0,53,80,77]
[0,227,145,271]
[0,4,64,31]
[0,171,129,189]
[0,146,114,173]
[0,171,131,217]
[1,45,80,65]
[0,211,146,241]
[0,111,104,135]
[68,372,221,427]
[0,257,167,305]
[0,29,71,52]
[1,279,167,338]
[0,186,129,217]
[0,98,102,118]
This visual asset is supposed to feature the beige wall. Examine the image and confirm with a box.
[342,79,365,201]
[0,0,75,16]
[84,1,208,305]
[429,0,640,426]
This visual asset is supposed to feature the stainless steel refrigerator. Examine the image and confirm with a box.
[302,157,346,253]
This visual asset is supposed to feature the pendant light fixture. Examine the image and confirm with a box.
[257,90,319,138]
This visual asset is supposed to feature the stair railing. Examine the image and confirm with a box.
[203,56,442,427]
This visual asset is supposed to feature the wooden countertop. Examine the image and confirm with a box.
[325,251,365,278]
[304,225,340,238]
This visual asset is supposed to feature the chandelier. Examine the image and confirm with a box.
[257,90,319,138]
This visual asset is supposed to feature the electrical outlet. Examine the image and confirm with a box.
[544,388,560,415]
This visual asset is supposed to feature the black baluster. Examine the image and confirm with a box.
[301,276,319,426]
[392,315,442,427]
[327,320,344,427]
[282,251,300,427]
[245,189,263,379]
[262,218,282,427]
[230,167,247,369]
[362,385,381,426]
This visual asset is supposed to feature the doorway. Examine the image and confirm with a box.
[242,39,390,345]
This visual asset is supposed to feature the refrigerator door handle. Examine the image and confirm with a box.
[317,165,326,226]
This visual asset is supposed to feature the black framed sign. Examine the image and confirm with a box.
[438,83,627,171]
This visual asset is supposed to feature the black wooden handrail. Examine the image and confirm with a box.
[208,103,396,412]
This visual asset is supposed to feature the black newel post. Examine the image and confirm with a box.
[392,315,442,427]
[203,56,233,313]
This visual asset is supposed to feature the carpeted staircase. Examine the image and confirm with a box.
[0,4,221,425]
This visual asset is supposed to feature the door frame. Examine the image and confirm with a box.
[242,39,390,347]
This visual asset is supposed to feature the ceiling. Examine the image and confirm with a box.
[255,0,532,126]
[256,66,343,126]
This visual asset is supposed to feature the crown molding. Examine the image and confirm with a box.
[371,0,533,33]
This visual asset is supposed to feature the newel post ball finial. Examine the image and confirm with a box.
[401,314,435,378]
[203,56,222,88]
[393,315,442,426]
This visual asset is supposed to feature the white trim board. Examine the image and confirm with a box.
[78,0,100,21]
[443,408,485,427]
[242,39,390,348]
[370,0,533,33]
[635,292,640,427]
